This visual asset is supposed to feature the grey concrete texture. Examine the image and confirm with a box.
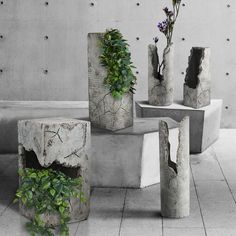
[18,117,91,225]
[148,44,174,106]
[136,99,222,153]
[88,33,133,131]
[159,117,190,218]
[184,47,211,109]
[91,117,179,188]
[0,101,88,154]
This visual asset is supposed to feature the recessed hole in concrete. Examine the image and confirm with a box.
[24,150,80,178]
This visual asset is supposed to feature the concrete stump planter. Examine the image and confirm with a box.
[159,116,190,218]
[88,33,133,131]
[18,118,91,225]
[148,44,174,106]
[184,47,211,109]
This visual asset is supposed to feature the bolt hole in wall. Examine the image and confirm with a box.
[0,0,235,127]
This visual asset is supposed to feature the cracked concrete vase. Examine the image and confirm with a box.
[148,44,174,106]
[159,116,190,218]
[18,117,91,225]
[88,33,133,131]
[184,47,211,109]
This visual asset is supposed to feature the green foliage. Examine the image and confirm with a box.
[14,168,85,236]
[100,29,137,99]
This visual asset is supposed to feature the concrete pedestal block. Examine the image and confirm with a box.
[91,118,179,188]
[148,44,174,106]
[184,47,211,109]
[136,100,222,153]
[18,117,91,225]
[88,33,133,131]
[159,117,190,218]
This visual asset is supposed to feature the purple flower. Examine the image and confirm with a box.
[157,20,168,34]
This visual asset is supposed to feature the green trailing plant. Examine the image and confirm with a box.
[14,168,85,236]
[100,29,137,99]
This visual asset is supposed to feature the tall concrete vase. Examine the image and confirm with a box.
[159,116,190,218]
[87,33,133,131]
[148,44,174,106]
[184,47,211,109]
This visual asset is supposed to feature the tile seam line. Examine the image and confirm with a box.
[190,164,208,236]
[75,187,96,234]
[118,188,128,236]
[212,146,236,204]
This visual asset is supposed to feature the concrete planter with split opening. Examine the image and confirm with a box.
[184,47,211,109]
[159,116,190,218]
[88,33,133,131]
[148,44,174,106]
[18,117,91,226]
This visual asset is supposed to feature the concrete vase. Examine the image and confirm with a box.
[148,44,174,106]
[159,116,190,218]
[184,47,211,109]
[88,33,133,131]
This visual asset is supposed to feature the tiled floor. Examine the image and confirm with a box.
[0,129,236,236]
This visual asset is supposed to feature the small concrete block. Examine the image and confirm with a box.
[88,33,133,131]
[91,118,179,188]
[18,117,91,225]
[148,44,174,106]
[159,117,190,218]
[136,100,222,153]
[184,47,211,109]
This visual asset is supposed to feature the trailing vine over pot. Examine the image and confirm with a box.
[14,168,85,236]
[99,29,137,99]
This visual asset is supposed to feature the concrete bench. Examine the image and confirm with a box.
[0,101,88,154]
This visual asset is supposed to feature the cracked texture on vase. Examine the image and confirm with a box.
[159,116,190,218]
[148,44,174,106]
[88,33,133,131]
[18,117,91,224]
[184,47,211,109]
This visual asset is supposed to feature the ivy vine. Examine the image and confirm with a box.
[100,29,137,99]
[14,168,85,236]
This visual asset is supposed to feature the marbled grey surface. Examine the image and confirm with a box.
[148,44,174,106]
[159,117,190,218]
[88,33,133,131]
[184,47,211,109]
[18,117,91,225]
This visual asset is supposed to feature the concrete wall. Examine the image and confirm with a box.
[0,0,235,127]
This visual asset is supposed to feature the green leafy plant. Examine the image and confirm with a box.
[14,168,85,236]
[100,29,137,99]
